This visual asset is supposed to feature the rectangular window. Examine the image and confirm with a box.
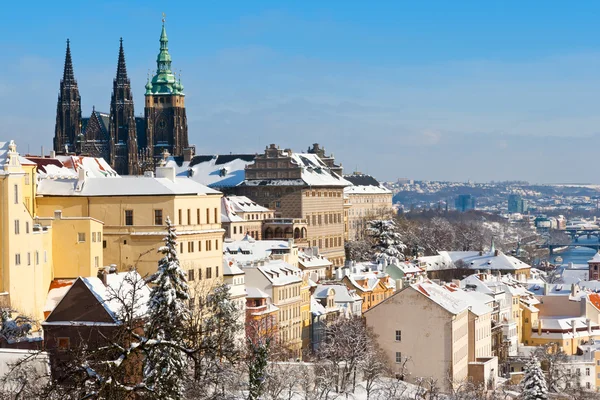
[318,215,322,225]
[78,232,86,242]
[92,232,97,242]
[395,330,402,342]
[206,267,212,279]
[206,240,211,251]
[103,240,107,249]
[125,210,134,226]
[180,243,184,254]
[154,209,163,226]
[198,241,202,252]
[188,241,194,252]
[197,209,200,224]
[215,239,219,250]
[58,337,70,350]
[214,208,218,223]
[187,209,191,225]
[206,209,210,224]
[27,253,31,266]
[216,266,219,277]
[24,174,30,185]
[395,352,402,363]
[35,251,39,265]
[586,367,590,376]
[14,184,18,204]
[178,209,182,225]
[15,254,20,266]
[14,220,19,235]
[198,268,203,280]
[94,256,99,268]
[25,222,29,234]
[188,269,195,281]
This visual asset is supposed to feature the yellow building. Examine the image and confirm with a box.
[0,141,102,320]
[35,166,224,289]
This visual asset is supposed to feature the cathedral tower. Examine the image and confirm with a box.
[144,17,188,163]
[53,39,82,154]
[109,38,139,175]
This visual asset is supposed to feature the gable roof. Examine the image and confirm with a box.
[44,271,150,325]
[165,154,256,188]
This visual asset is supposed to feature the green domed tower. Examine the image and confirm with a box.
[144,15,189,164]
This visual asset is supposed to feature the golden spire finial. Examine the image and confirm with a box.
[162,12,166,24]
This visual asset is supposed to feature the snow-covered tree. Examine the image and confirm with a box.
[144,217,190,399]
[367,219,407,262]
[521,356,548,400]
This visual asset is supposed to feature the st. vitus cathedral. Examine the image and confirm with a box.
[53,18,190,175]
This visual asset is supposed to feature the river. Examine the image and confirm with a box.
[552,237,599,268]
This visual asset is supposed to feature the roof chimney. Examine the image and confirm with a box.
[156,166,176,182]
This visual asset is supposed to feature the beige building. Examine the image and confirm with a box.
[343,173,394,240]
[35,166,224,286]
[365,279,496,392]
[0,141,103,320]
[242,259,304,356]
[221,195,273,240]
[237,144,350,269]
[167,144,349,270]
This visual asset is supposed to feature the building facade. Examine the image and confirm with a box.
[35,166,223,287]
[343,173,394,240]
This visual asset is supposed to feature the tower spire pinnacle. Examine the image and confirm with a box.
[115,37,128,83]
[63,39,76,84]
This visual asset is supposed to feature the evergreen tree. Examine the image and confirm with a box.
[366,219,407,262]
[144,217,190,399]
[521,356,548,400]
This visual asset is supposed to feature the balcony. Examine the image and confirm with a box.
[263,218,308,244]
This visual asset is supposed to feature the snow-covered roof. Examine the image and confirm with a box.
[345,272,395,292]
[242,152,351,188]
[45,271,150,323]
[411,280,469,315]
[298,250,332,270]
[37,175,220,197]
[223,260,244,276]
[441,282,493,316]
[256,260,302,286]
[221,196,271,223]
[589,252,600,263]
[311,297,327,316]
[246,287,270,299]
[223,237,290,263]
[165,154,256,188]
[314,284,356,303]
[43,279,75,315]
[422,250,531,272]
[26,154,118,179]
[343,174,391,195]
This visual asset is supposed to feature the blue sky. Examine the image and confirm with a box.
[4,1,600,183]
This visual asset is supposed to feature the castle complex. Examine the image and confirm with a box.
[52,18,190,175]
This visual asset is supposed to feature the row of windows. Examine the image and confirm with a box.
[77,232,102,243]
[15,251,47,266]
[179,240,219,254]
[305,190,342,198]
[177,208,219,226]
[308,213,342,226]
[280,305,301,321]
[123,208,220,227]
[280,285,300,301]
[311,236,343,249]
[187,266,219,281]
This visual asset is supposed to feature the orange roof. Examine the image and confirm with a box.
[589,293,600,310]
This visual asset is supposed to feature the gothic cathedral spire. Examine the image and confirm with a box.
[109,38,139,175]
[53,39,82,154]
